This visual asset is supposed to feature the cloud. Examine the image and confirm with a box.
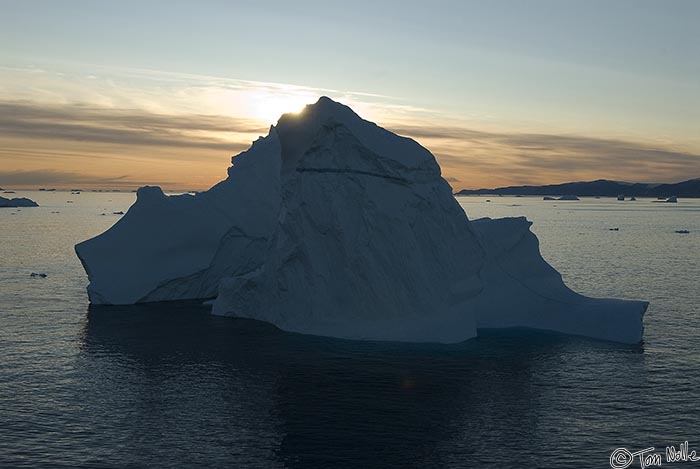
[389,124,700,187]
[389,124,496,141]
[0,169,133,186]
[1,97,698,191]
[0,101,267,152]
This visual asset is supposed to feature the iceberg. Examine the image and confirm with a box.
[0,196,39,208]
[652,196,679,203]
[76,97,647,344]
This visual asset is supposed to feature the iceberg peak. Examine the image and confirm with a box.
[136,185,166,203]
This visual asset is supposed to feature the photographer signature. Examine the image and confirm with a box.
[610,441,700,468]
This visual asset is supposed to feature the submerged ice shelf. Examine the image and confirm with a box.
[76,97,647,344]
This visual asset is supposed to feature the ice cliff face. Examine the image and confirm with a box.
[76,96,647,343]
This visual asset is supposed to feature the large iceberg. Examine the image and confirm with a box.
[76,97,647,344]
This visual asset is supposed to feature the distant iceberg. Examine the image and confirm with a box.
[652,196,678,203]
[76,97,647,344]
[0,196,39,208]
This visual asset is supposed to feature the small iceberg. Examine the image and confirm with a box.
[0,196,39,208]
[653,196,678,203]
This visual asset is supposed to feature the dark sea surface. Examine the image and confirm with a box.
[1,191,699,468]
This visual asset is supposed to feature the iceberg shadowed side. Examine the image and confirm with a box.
[212,100,485,342]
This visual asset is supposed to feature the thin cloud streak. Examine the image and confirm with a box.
[0,101,265,151]
[0,169,131,186]
[389,124,700,188]
[0,101,268,133]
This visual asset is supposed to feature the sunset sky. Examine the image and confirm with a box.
[1,0,698,191]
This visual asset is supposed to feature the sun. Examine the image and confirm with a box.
[250,93,314,124]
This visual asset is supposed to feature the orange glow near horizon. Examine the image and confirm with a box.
[0,66,698,192]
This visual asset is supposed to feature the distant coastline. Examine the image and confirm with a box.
[455,178,700,198]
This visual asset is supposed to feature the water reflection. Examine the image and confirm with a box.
[81,303,646,468]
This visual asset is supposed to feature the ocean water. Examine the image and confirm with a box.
[1,191,699,468]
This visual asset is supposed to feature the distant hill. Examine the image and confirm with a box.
[455,178,700,198]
